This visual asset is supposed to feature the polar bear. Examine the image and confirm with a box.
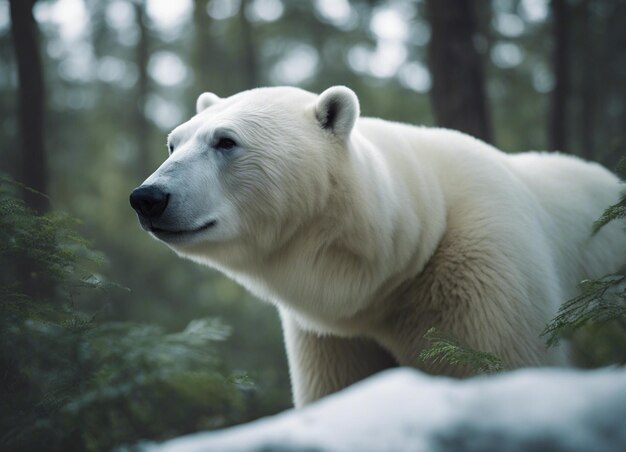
[130,86,625,407]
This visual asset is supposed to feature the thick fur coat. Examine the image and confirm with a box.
[131,86,625,407]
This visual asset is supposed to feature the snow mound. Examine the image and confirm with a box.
[142,367,626,452]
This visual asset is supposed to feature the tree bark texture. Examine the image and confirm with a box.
[193,0,212,94]
[425,0,492,143]
[549,0,570,152]
[238,0,259,88]
[133,0,151,178]
[579,0,595,160]
[9,0,49,213]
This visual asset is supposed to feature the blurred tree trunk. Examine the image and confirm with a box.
[133,0,151,179]
[9,0,49,213]
[193,0,212,97]
[238,0,259,88]
[598,1,625,169]
[9,0,53,296]
[549,0,570,152]
[425,0,492,143]
[88,1,109,62]
[579,0,595,160]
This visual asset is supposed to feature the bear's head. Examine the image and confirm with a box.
[130,86,360,266]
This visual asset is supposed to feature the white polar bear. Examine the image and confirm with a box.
[130,86,625,407]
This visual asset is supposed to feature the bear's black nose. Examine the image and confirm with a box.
[129,185,169,219]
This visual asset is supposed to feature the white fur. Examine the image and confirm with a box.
[315,86,360,138]
[137,86,626,407]
[196,92,221,113]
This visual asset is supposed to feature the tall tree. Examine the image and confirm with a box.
[601,0,626,168]
[578,0,594,160]
[133,0,151,178]
[238,0,259,88]
[9,0,49,212]
[549,0,570,152]
[425,0,492,143]
[193,0,213,98]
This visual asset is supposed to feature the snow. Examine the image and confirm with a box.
[141,367,626,452]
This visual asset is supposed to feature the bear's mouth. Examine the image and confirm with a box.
[150,219,217,237]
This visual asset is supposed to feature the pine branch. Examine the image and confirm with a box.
[0,183,251,450]
[546,157,626,345]
[592,156,626,234]
[418,328,506,375]
[592,198,626,234]
[542,275,626,346]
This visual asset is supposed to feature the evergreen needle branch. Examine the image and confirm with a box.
[418,327,506,375]
[542,275,626,346]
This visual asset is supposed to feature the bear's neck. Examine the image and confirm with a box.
[232,133,446,332]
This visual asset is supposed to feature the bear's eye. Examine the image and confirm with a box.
[215,137,237,151]
[168,143,174,154]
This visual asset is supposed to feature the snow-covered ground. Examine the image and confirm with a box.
[142,367,626,452]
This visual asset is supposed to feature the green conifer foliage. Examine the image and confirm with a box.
[418,327,506,375]
[592,159,626,234]
[543,275,626,348]
[542,158,626,365]
[0,180,252,452]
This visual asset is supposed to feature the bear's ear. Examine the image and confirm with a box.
[315,86,360,139]
[196,92,221,114]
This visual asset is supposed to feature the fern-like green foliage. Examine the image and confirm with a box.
[0,178,98,298]
[592,199,626,234]
[592,158,626,234]
[542,157,626,363]
[0,181,252,452]
[418,328,506,375]
[542,275,626,347]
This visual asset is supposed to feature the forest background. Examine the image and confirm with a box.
[1,0,625,451]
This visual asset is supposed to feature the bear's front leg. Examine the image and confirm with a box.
[280,310,397,407]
